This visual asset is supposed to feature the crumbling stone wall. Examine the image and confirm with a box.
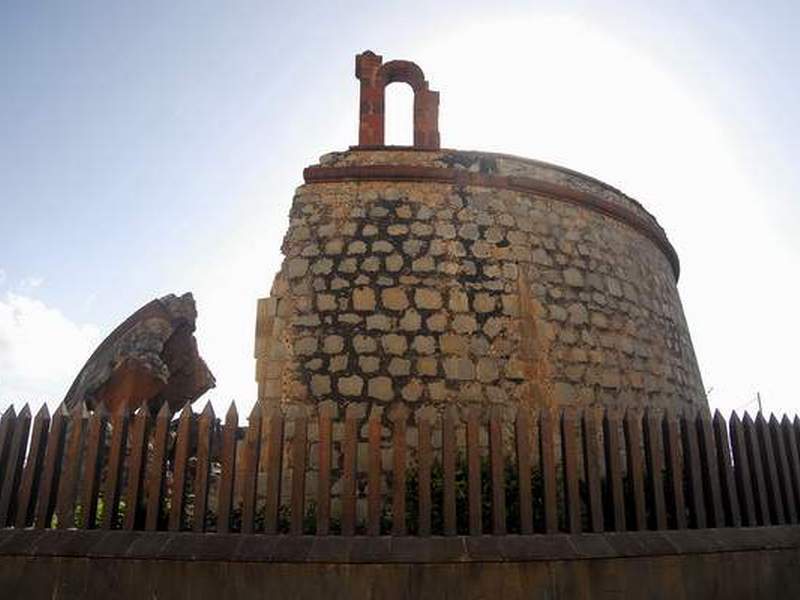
[255,149,705,419]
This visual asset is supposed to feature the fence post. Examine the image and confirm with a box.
[56,402,87,529]
[416,406,435,537]
[681,410,706,529]
[489,405,506,535]
[341,404,360,536]
[713,410,741,527]
[742,413,770,525]
[35,403,67,529]
[562,407,581,534]
[540,408,558,534]
[168,404,194,532]
[0,405,30,527]
[391,403,409,536]
[0,407,16,488]
[100,405,129,530]
[264,405,285,535]
[79,404,107,529]
[516,408,534,535]
[442,405,457,536]
[316,401,335,536]
[756,412,785,524]
[123,405,150,530]
[193,402,215,533]
[217,402,239,534]
[770,415,797,524]
[240,401,263,534]
[624,408,647,531]
[781,415,800,519]
[367,406,383,536]
[697,411,725,527]
[730,413,757,526]
[663,409,687,529]
[643,408,667,530]
[604,408,625,531]
[289,405,308,535]
[144,402,172,531]
[15,405,50,528]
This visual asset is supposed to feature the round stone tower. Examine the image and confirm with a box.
[255,51,707,415]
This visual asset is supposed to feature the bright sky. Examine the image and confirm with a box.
[1,1,799,419]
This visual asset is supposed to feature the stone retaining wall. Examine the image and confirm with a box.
[1,527,798,599]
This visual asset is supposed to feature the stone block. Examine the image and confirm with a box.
[412,335,436,355]
[452,314,477,334]
[381,334,408,355]
[353,287,376,311]
[368,376,394,402]
[337,375,364,396]
[359,355,380,373]
[310,375,331,397]
[323,335,344,354]
[381,287,409,311]
[444,357,475,381]
[399,309,422,331]
[415,288,443,310]
[388,358,411,376]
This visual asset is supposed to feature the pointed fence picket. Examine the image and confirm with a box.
[2,400,800,538]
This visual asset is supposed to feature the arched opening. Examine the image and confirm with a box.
[383,82,414,146]
[355,51,440,149]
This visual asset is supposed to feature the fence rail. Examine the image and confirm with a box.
[0,400,799,536]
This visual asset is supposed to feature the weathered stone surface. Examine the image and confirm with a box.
[353,287,376,311]
[286,258,309,279]
[414,288,443,310]
[399,309,422,331]
[337,375,364,396]
[353,335,378,353]
[401,379,425,402]
[476,358,499,383]
[444,357,475,381]
[388,358,411,376]
[381,288,409,311]
[473,293,496,313]
[323,335,344,354]
[294,337,318,356]
[310,374,331,397]
[366,314,393,331]
[64,292,215,414]
[368,376,394,401]
[448,290,469,312]
[381,334,407,355]
[412,335,436,355]
[359,356,380,373]
[257,147,706,415]
[452,315,477,334]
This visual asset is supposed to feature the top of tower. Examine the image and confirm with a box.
[355,50,440,149]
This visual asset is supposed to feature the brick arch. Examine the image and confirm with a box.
[355,51,440,149]
[379,60,427,91]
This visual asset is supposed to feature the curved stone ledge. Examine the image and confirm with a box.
[304,163,680,280]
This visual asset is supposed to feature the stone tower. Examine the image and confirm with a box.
[255,51,707,416]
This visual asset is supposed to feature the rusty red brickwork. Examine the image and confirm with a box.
[355,50,440,149]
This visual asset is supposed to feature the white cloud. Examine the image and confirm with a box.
[0,292,100,413]
[17,275,44,292]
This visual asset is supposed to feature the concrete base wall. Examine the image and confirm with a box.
[1,528,799,599]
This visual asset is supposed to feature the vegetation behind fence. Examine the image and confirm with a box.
[0,400,799,536]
